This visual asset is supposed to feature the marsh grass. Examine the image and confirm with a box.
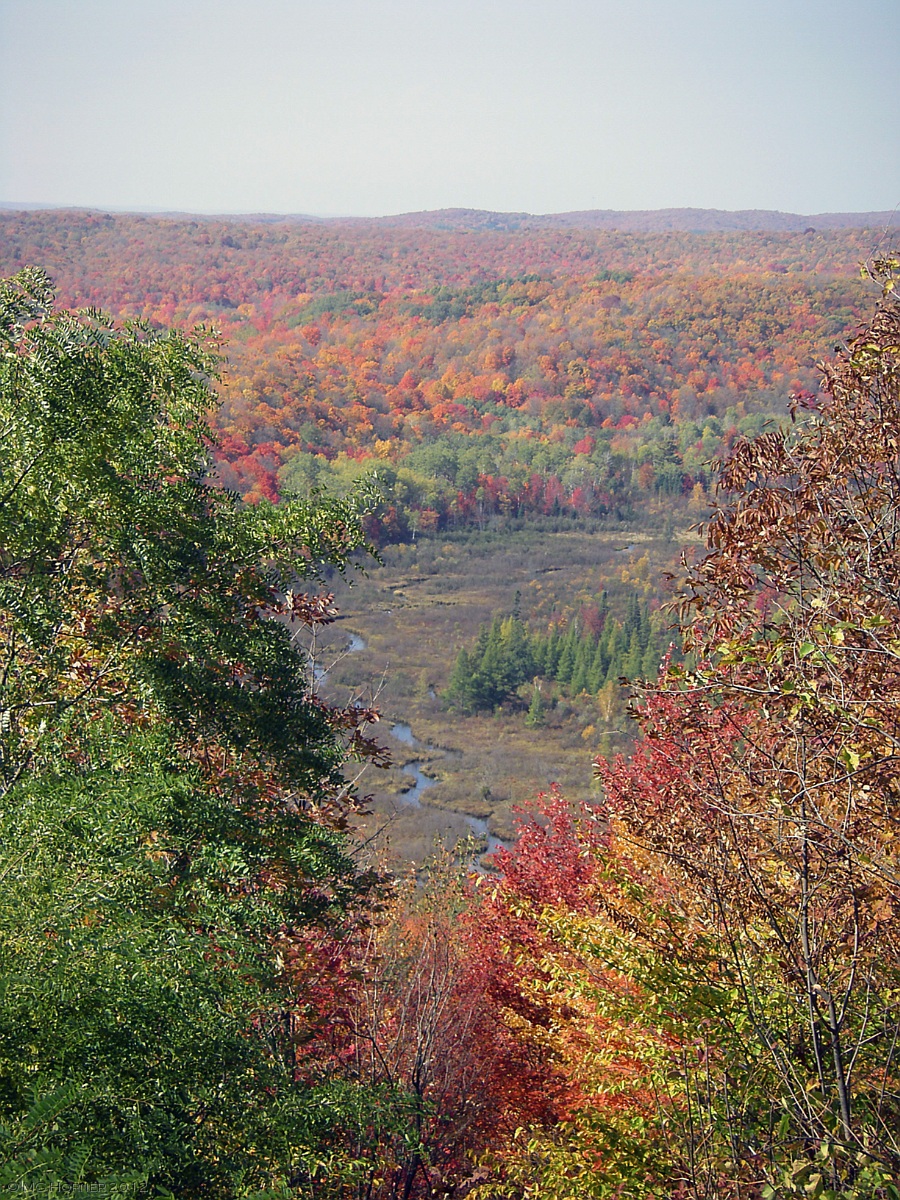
[316,524,696,864]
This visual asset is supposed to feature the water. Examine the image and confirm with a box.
[397,762,436,807]
[463,813,508,856]
[310,631,366,682]
[389,723,509,856]
[390,723,435,807]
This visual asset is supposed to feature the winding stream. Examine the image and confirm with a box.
[311,632,368,682]
[391,722,508,857]
[331,633,511,860]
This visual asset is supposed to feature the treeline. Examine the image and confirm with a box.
[444,593,673,714]
[279,412,745,546]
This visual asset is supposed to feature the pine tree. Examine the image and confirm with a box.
[445,647,475,711]
[623,630,643,679]
[500,616,534,691]
[555,622,579,686]
[641,640,661,680]
[531,631,548,676]
[603,620,625,685]
[624,593,641,639]
[525,683,546,727]
[570,638,591,695]
[638,600,652,650]
[588,639,608,694]
[543,626,562,677]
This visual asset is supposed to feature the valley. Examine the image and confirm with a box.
[310,520,698,864]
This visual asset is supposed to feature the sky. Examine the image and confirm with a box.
[1,0,897,218]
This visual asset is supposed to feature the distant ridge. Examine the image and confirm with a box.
[359,207,897,233]
[0,202,895,233]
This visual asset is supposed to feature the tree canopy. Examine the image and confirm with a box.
[3,252,900,1198]
[449,264,900,1198]
[0,269,391,1197]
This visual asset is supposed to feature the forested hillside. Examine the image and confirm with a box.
[0,210,879,533]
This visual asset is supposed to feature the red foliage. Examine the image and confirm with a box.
[0,210,871,536]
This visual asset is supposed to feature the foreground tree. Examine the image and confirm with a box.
[458,270,900,1199]
[0,269,393,1197]
[595,266,900,1196]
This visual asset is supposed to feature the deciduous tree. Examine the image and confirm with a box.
[0,269,390,1197]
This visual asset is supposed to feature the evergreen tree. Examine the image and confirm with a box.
[474,616,510,709]
[445,591,677,716]
[525,683,546,727]
[641,639,661,680]
[446,614,535,712]
[604,621,626,685]
[638,600,652,650]
[543,626,562,677]
[531,630,548,676]
[570,638,592,695]
[623,629,643,679]
[500,615,534,690]
[445,647,475,712]
[588,639,608,694]
[624,593,641,639]
[555,622,580,686]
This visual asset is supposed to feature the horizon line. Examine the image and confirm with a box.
[2,201,898,222]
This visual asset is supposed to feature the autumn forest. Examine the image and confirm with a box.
[0,208,898,1199]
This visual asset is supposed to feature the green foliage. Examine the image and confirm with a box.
[0,1081,147,1199]
[288,289,383,325]
[443,614,535,712]
[761,1140,900,1200]
[0,270,394,1196]
[0,267,374,787]
[525,683,546,727]
[444,593,672,714]
[401,275,549,323]
[592,268,635,284]
[1,210,869,524]
[0,753,403,1192]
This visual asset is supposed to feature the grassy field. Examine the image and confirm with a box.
[312,521,701,866]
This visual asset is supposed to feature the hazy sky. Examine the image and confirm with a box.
[1,0,897,217]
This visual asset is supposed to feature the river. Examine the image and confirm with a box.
[390,722,509,857]
[324,633,511,862]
